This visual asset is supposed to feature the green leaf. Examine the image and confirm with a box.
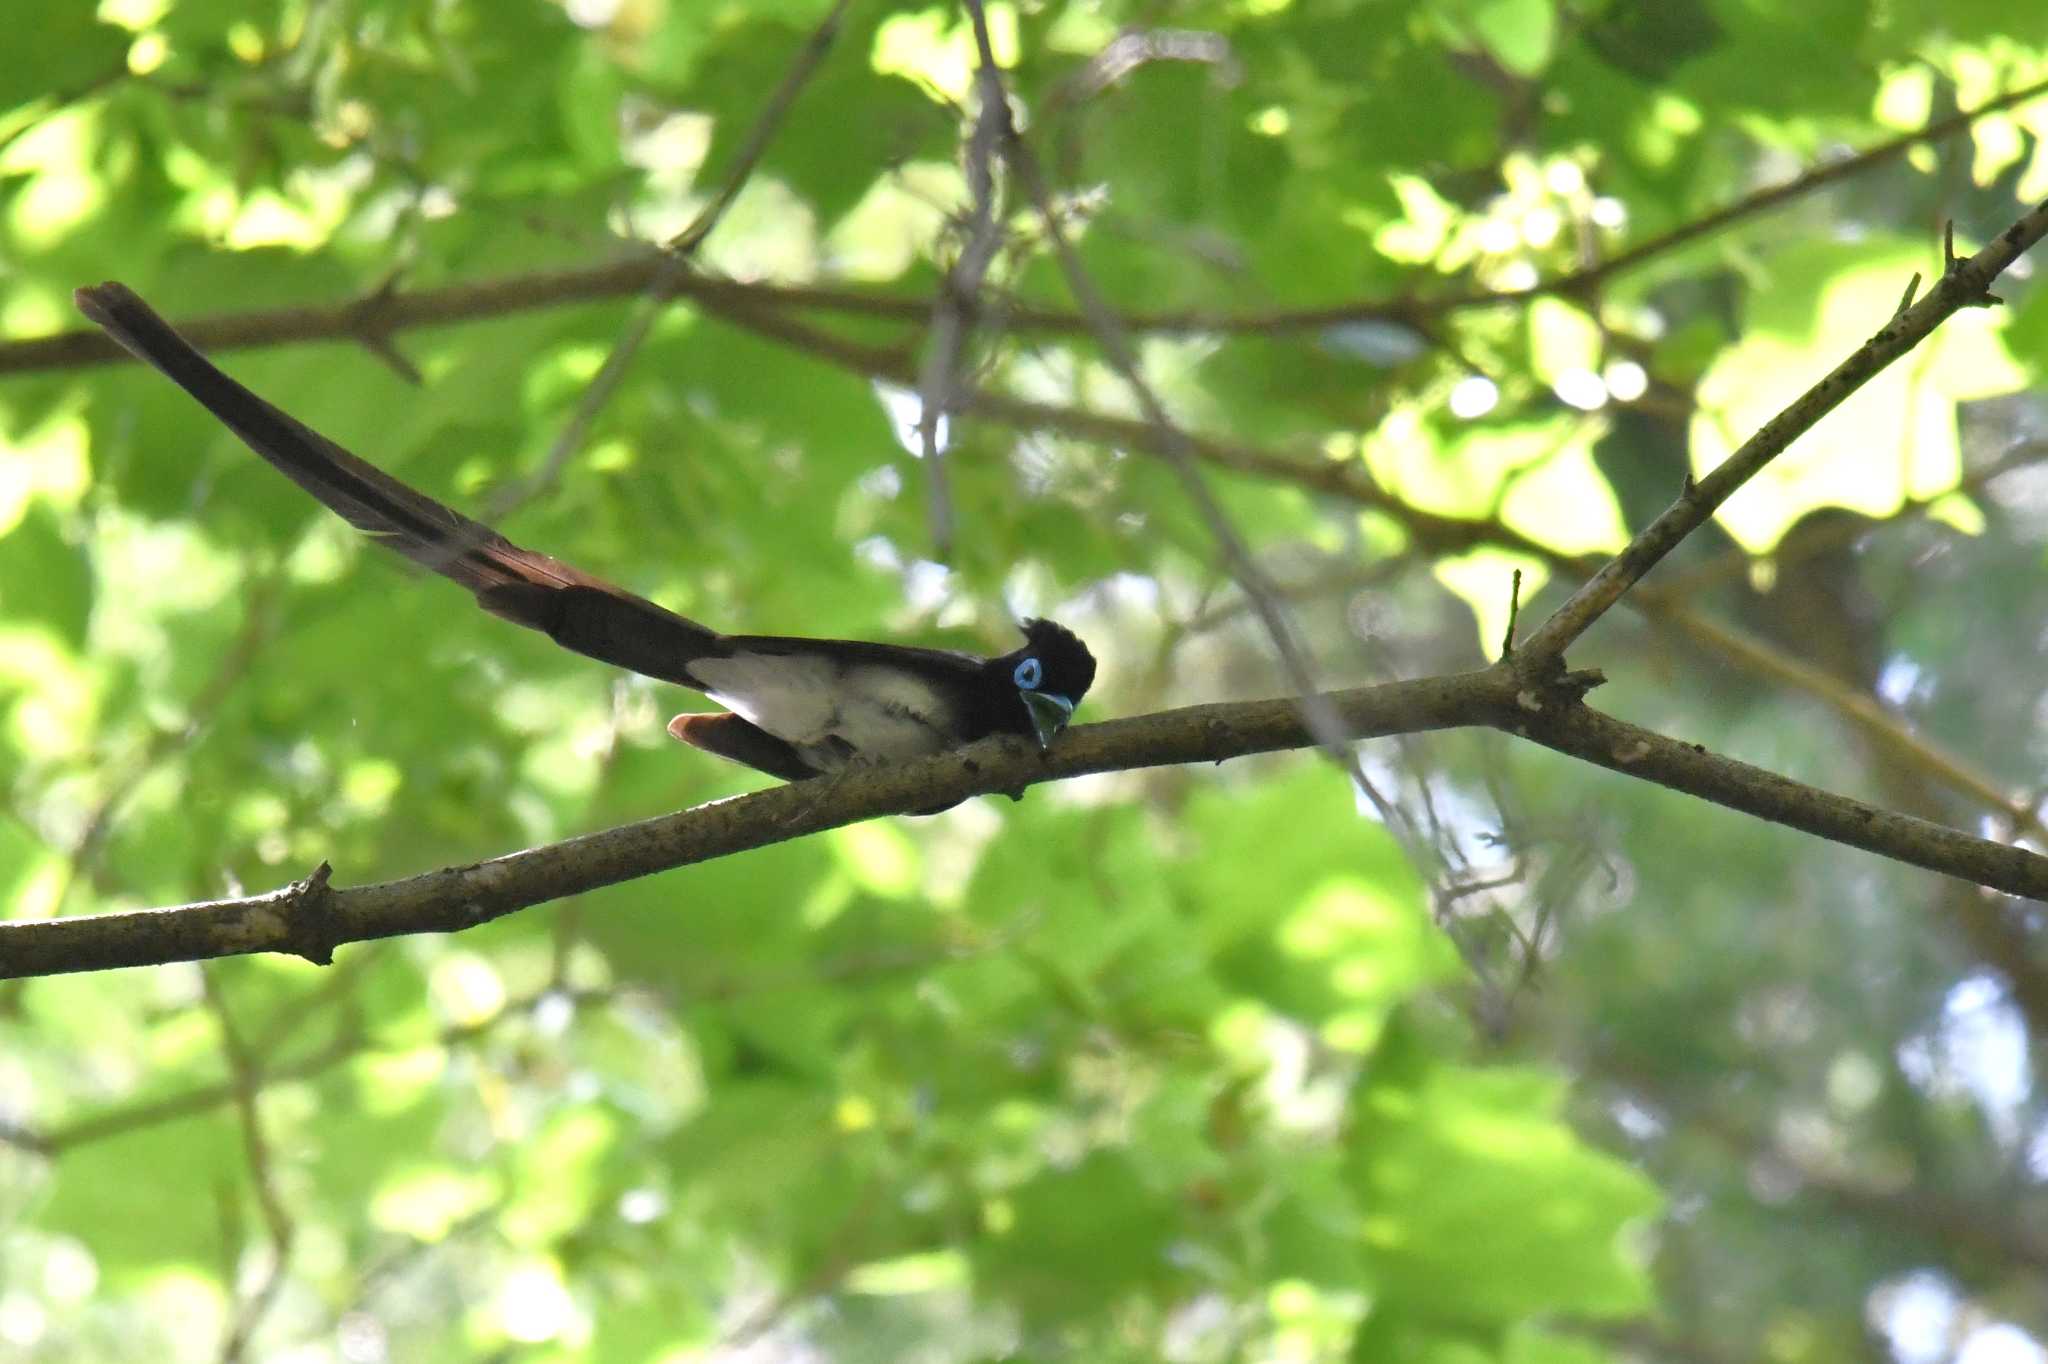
[975,1151,1183,1321]
[0,11,126,113]
[662,11,946,225]
[0,503,93,650]
[1691,239,2025,551]
[1349,1065,1661,1324]
[40,1110,244,1278]
[1435,0,1558,76]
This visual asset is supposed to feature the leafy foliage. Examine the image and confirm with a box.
[3,1,2048,1362]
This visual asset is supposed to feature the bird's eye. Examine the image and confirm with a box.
[1012,656,1043,690]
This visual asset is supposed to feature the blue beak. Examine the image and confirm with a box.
[1022,691,1075,748]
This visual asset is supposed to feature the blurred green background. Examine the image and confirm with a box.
[2,1,2047,1360]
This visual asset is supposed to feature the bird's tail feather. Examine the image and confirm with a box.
[75,281,722,686]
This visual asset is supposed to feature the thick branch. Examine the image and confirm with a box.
[0,674,1496,978]
[8,669,2048,979]
[1509,699,2048,898]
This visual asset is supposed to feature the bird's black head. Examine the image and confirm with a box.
[1005,617,1097,748]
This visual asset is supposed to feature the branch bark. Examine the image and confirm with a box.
[7,664,2048,979]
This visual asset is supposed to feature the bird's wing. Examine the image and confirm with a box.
[665,711,819,781]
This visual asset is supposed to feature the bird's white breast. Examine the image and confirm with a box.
[690,652,964,771]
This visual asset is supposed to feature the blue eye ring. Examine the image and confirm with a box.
[1013,656,1043,690]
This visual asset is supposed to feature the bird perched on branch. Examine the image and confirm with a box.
[75,282,1095,795]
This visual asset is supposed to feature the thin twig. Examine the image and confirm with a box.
[1499,568,1523,660]
[1645,599,2044,840]
[1414,76,2048,319]
[719,1181,881,1350]
[914,41,1011,557]
[1519,199,2048,663]
[957,0,1393,830]
[1183,557,1417,633]
[481,0,854,521]
[59,576,284,905]
[26,934,1011,1153]
[1650,437,2048,601]
[19,78,2046,386]
[202,970,297,1364]
[1595,1053,2048,1273]
[661,1,854,259]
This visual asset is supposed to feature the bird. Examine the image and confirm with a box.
[74,281,1096,797]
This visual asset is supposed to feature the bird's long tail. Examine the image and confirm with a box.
[75,282,722,687]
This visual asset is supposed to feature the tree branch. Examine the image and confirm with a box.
[8,665,2048,979]
[1506,695,2048,899]
[912,7,1012,558]
[1520,198,2048,662]
[688,269,2048,855]
[7,79,2040,379]
[485,0,853,520]
[962,0,1373,811]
